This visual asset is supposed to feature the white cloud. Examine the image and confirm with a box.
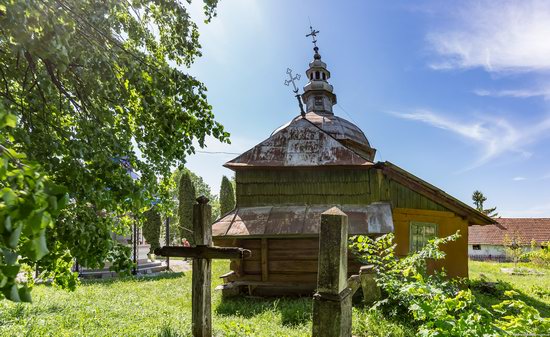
[501,201,550,217]
[427,0,550,73]
[512,176,526,181]
[390,109,550,168]
[473,87,550,100]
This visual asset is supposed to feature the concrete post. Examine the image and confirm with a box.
[312,207,352,337]
[360,265,381,305]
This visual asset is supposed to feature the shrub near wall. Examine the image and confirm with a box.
[349,233,550,336]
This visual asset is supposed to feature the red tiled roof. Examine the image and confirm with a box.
[469,218,550,245]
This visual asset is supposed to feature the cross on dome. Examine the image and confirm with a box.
[306,25,321,60]
[302,24,336,115]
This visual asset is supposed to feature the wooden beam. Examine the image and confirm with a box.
[154,246,251,260]
[261,238,268,281]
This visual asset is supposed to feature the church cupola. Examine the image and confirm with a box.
[301,27,337,115]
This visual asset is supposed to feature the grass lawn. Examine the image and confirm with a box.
[0,261,412,337]
[469,260,550,317]
[0,260,547,336]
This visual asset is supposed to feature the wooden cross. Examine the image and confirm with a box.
[154,196,250,337]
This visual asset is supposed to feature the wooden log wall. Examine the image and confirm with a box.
[236,168,448,212]
[214,237,363,287]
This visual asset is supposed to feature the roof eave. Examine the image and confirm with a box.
[376,161,497,226]
[224,162,375,170]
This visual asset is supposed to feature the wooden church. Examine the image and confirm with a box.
[212,36,495,296]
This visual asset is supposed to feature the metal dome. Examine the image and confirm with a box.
[271,112,376,161]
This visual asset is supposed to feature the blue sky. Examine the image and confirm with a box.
[183,0,550,217]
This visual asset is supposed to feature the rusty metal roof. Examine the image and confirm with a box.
[212,203,394,237]
[225,116,374,169]
[304,112,372,148]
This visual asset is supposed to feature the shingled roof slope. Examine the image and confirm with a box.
[225,116,373,168]
[469,218,550,245]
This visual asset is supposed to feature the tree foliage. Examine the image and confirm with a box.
[178,170,195,244]
[0,107,69,302]
[0,0,227,294]
[172,167,214,202]
[171,167,219,232]
[472,190,498,217]
[219,175,235,216]
[142,207,161,254]
[503,232,525,268]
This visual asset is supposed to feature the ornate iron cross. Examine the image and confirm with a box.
[284,68,305,116]
[306,25,320,49]
[284,68,301,93]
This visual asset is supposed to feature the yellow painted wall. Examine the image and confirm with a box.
[393,208,469,278]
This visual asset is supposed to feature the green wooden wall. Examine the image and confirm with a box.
[236,168,448,212]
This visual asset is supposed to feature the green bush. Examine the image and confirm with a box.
[524,241,550,269]
[142,207,161,254]
[349,233,550,336]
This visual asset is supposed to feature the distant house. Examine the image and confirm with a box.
[468,218,550,260]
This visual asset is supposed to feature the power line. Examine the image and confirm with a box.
[336,103,359,125]
[195,150,240,155]
[336,103,384,162]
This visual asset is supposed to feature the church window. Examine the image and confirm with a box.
[409,222,438,252]
[310,73,313,80]
[315,71,320,79]
[314,96,323,106]
[322,72,326,80]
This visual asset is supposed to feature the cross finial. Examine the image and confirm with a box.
[284,68,305,116]
[306,25,319,48]
[306,25,320,55]
[284,68,300,93]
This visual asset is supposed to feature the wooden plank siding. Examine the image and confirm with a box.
[236,168,447,212]
[214,237,364,287]
[214,167,468,293]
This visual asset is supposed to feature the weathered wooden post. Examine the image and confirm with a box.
[192,196,212,337]
[312,207,352,337]
[132,222,138,275]
[154,196,250,337]
[360,265,380,305]
[165,216,170,270]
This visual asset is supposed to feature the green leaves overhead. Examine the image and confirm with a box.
[0,0,226,300]
[0,108,69,302]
